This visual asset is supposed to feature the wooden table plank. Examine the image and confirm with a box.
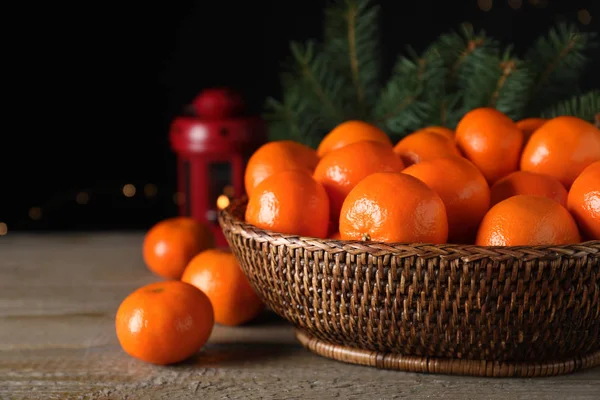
[1,233,599,399]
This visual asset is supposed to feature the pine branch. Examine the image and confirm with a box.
[324,0,381,117]
[541,90,600,125]
[373,49,446,138]
[263,89,326,147]
[425,23,498,83]
[525,22,598,114]
[459,47,534,120]
[287,41,347,127]
[424,23,499,126]
[428,92,463,128]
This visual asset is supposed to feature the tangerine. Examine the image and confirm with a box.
[567,161,600,240]
[520,116,600,188]
[143,217,214,280]
[516,117,547,143]
[490,170,568,207]
[455,107,523,184]
[317,120,392,158]
[244,140,319,197]
[393,130,461,166]
[245,170,330,238]
[339,172,448,243]
[403,156,490,244]
[182,249,264,326]
[313,140,405,224]
[115,281,214,365]
[411,126,455,140]
[476,195,581,246]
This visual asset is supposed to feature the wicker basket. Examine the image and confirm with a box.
[219,197,600,377]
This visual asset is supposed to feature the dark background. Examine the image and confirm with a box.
[1,0,598,233]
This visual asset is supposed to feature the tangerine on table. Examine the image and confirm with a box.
[403,156,490,244]
[245,170,330,238]
[143,217,214,280]
[339,172,448,244]
[455,107,523,184]
[244,140,319,198]
[520,116,600,189]
[313,140,405,225]
[316,120,393,158]
[475,195,581,246]
[490,170,568,207]
[516,117,547,143]
[393,130,461,166]
[567,161,600,240]
[182,248,264,326]
[115,281,214,365]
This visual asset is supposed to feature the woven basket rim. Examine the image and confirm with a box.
[219,196,600,256]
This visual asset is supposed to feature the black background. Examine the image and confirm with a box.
[1,0,598,232]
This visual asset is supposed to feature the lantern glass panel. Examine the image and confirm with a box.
[182,159,192,217]
[208,162,231,220]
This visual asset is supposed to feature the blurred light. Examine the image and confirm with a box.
[123,184,136,197]
[76,192,89,205]
[508,0,522,10]
[478,0,492,11]
[578,9,591,25]
[173,192,185,205]
[537,0,547,8]
[144,183,158,197]
[223,185,235,198]
[0,222,7,236]
[216,195,230,210]
[29,207,42,220]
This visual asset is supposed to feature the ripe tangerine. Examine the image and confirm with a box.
[115,281,214,365]
[245,170,330,238]
[515,117,547,143]
[339,172,448,244]
[520,116,600,188]
[316,120,392,158]
[476,195,581,246]
[403,156,490,244]
[244,140,319,198]
[313,140,405,225]
[143,217,214,280]
[182,249,264,326]
[393,130,461,166]
[490,170,568,207]
[567,161,600,240]
[456,107,523,184]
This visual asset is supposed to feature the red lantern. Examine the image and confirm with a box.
[169,88,266,247]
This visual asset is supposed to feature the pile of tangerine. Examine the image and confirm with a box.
[115,217,264,365]
[116,107,600,366]
[245,108,599,246]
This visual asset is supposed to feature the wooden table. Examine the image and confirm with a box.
[1,233,599,399]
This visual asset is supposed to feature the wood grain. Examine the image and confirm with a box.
[1,233,599,399]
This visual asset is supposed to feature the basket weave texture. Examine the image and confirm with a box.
[219,198,600,376]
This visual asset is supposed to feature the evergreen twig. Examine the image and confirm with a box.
[373,49,446,138]
[265,2,598,147]
[425,23,499,127]
[525,22,598,114]
[325,0,381,117]
[288,41,346,125]
[459,47,534,120]
[541,90,600,124]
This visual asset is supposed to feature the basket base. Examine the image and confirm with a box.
[295,330,600,378]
